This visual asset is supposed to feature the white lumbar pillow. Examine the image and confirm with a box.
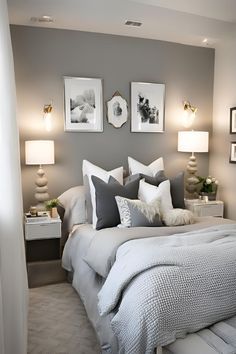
[128,156,164,176]
[82,160,123,228]
[162,209,195,226]
[138,179,173,215]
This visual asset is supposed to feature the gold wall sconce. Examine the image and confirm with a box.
[43,103,53,132]
[182,101,197,128]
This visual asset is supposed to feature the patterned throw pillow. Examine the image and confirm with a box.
[115,196,163,228]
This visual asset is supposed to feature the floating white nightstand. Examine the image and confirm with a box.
[185,199,224,218]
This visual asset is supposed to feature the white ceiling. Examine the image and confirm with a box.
[7,0,236,48]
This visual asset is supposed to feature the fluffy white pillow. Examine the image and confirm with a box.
[58,185,86,232]
[128,156,164,176]
[138,179,173,215]
[82,160,123,228]
[162,209,195,226]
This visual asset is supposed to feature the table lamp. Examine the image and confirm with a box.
[178,131,209,198]
[25,140,55,210]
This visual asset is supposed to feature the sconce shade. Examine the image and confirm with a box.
[25,140,55,165]
[178,131,209,153]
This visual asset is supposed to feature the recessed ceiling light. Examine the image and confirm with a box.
[30,15,54,23]
[125,20,142,27]
[202,38,208,43]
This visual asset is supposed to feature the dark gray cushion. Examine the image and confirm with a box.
[127,170,185,209]
[83,175,93,224]
[169,172,185,209]
[91,175,139,230]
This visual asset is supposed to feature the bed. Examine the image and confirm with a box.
[62,217,236,354]
[60,158,236,353]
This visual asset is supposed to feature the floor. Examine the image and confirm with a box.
[28,282,101,354]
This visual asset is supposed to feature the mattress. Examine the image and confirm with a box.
[62,217,236,354]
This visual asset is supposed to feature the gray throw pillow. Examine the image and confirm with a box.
[115,196,163,227]
[169,172,185,209]
[83,175,93,224]
[127,170,185,209]
[91,175,139,230]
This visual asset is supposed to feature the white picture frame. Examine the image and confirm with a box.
[230,107,236,134]
[131,82,165,133]
[230,142,236,163]
[64,76,103,132]
[106,91,128,128]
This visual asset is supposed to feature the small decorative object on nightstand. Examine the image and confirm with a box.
[196,175,218,201]
[45,198,60,218]
[24,214,66,288]
[185,199,224,218]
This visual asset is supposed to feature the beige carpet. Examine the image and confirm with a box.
[28,282,101,354]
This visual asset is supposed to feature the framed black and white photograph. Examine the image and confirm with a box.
[230,107,236,134]
[106,91,128,128]
[64,76,103,132]
[230,142,236,163]
[131,82,165,133]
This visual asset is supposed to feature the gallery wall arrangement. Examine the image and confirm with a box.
[64,77,166,133]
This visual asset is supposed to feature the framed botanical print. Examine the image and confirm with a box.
[131,82,165,133]
[230,142,236,163]
[230,107,236,133]
[106,91,128,128]
[64,76,103,132]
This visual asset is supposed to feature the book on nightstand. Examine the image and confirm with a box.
[24,211,50,223]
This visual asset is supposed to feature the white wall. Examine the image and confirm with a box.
[0,0,28,353]
[209,37,236,219]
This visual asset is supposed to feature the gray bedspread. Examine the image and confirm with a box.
[84,216,233,278]
[98,224,236,354]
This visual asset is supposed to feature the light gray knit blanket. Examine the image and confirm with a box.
[98,224,236,354]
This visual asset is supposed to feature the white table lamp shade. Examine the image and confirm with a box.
[178,131,209,153]
[25,140,55,165]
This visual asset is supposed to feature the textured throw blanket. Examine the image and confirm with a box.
[98,224,236,354]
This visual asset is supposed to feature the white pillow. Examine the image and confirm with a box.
[128,156,164,176]
[58,185,86,232]
[82,160,123,228]
[162,209,195,226]
[138,179,173,215]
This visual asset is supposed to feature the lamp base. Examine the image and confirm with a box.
[35,203,47,212]
[34,165,50,210]
[185,154,199,199]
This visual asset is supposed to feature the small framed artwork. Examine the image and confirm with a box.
[106,91,128,128]
[64,76,103,132]
[131,82,165,133]
[230,107,236,133]
[229,142,236,163]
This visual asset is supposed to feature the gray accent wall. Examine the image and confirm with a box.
[10,25,214,210]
